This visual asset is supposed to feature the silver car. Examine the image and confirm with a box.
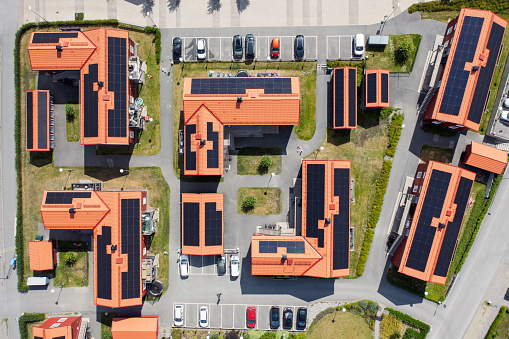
[197,38,207,60]
[500,109,509,123]
[174,304,184,327]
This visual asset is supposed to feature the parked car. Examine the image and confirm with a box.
[173,37,182,61]
[197,38,207,60]
[245,34,255,59]
[270,306,280,329]
[499,109,509,123]
[199,306,208,327]
[283,307,293,330]
[230,254,240,277]
[233,35,243,60]
[174,304,184,327]
[217,254,226,275]
[271,38,280,58]
[353,33,365,57]
[179,254,189,278]
[246,306,256,328]
[296,307,307,330]
[503,98,509,109]
[294,35,304,60]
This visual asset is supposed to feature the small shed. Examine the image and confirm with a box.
[367,35,389,47]
[29,240,56,271]
[111,316,158,339]
[463,142,508,174]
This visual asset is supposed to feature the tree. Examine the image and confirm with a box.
[368,301,378,314]
[64,252,77,267]
[258,156,272,174]
[242,196,256,211]
[395,39,413,64]
[65,104,76,122]
[359,299,368,310]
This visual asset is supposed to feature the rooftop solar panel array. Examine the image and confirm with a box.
[96,226,112,300]
[381,73,389,104]
[333,168,350,270]
[83,64,99,138]
[190,77,292,95]
[207,122,219,169]
[334,68,345,128]
[367,73,377,103]
[258,240,306,253]
[348,68,357,127]
[32,32,78,43]
[439,16,484,116]
[467,22,505,124]
[306,164,325,246]
[45,191,92,204]
[37,91,48,149]
[107,37,127,138]
[183,202,200,246]
[185,124,197,171]
[406,170,452,272]
[204,202,222,246]
[433,176,473,277]
[26,92,33,149]
[121,199,140,300]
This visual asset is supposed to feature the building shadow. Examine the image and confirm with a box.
[326,127,351,146]
[83,165,126,182]
[37,73,79,104]
[30,151,53,167]
[407,119,462,159]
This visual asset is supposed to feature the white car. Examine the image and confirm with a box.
[353,33,365,57]
[174,304,184,327]
[503,98,509,109]
[197,38,207,60]
[500,109,509,123]
[199,306,209,327]
[230,255,240,277]
[179,254,189,278]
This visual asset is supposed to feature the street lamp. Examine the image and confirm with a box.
[55,283,64,304]
[380,2,400,35]
[120,169,130,191]
[28,6,48,22]
[265,172,275,195]
[59,168,72,189]
[146,12,157,27]
[315,146,324,159]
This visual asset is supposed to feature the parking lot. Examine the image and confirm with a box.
[178,36,318,62]
[172,303,307,331]
[326,35,356,60]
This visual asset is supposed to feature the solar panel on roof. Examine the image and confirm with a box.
[26,92,34,149]
[107,37,127,138]
[37,91,48,150]
[439,16,484,116]
[406,169,452,272]
[467,22,505,124]
[348,68,357,127]
[333,168,350,270]
[205,202,222,246]
[183,202,200,246]
[185,124,197,171]
[306,164,325,247]
[381,73,389,104]
[258,240,305,254]
[45,192,91,204]
[433,176,473,277]
[83,64,99,138]
[190,77,292,95]
[121,199,140,300]
[96,226,112,300]
[32,32,78,44]
[334,68,345,128]
[207,122,219,169]
[367,73,377,103]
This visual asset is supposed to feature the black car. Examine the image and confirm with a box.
[270,306,280,329]
[245,34,255,59]
[296,307,307,330]
[283,307,293,330]
[233,35,243,60]
[294,35,304,60]
[173,37,182,61]
[217,255,226,275]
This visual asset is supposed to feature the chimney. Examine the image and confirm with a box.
[282,254,287,261]
[68,208,76,214]
[200,139,206,145]
[97,81,104,87]
[472,66,479,72]
[237,96,242,103]
[111,245,117,251]
[56,45,62,51]
[438,222,446,229]
[325,218,331,224]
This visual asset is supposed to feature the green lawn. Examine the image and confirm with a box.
[366,34,422,73]
[380,313,404,339]
[65,103,80,142]
[100,312,117,339]
[172,61,317,179]
[307,310,373,339]
[486,307,509,339]
[419,145,454,164]
[53,251,88,287]
[237,147,282,175]
[238,187,281,215]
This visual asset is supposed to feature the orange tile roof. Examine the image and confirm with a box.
[111,316,158,339]
[29,240,55,271]
[181,193,224,255]
[426,9,507,131]
[183,77,301,125]
[28,31,96,71]
[333,67,357,129]
[26,90,50,151]
[41,190,149,308]
[251,160,351,278]
[365,69,390,108]
[397,161,476,284]
[33,316,82,339]
[464,141,508,174]
[184,105,224,176]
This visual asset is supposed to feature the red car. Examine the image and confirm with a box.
[247,306,256,328]
[271,38,280,58]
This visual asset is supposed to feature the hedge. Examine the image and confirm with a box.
[19,313,45,339]
[408,0,509,14]
[14,20,161,292]
[485,306,509,339]
[386,308,430,339]
[386,113,404,157]
[356,228,375,275]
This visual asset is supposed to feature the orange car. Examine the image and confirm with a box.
[271,38,280,58]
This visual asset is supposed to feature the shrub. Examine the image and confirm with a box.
[359,300,368,309]
[65,103,75,122]
[386,308,430,339]
[356,228,375,276]
[386,113,404,157]
[486,306,508,339]
[380,107,394,120]
[395,39,413,64]
[101,330,112,339]
[225,331,239,339]
[259,156,272,171]
[64,252,77,266]
[368,301,378,314]
[408,0,509,15]
[210,334,220,339]
[259,333,277,339]
[75,12,84,21]
[19,313,45,339]
[367,160,393,228]
[390,331,402,339]
[242,196,256,211]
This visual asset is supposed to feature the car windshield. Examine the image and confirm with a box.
[356,46,364,51]
[198,48,205,53]
[232,259,239,265]
[181,258,187,264]
[273,48,279,52]
[248,317,255,324]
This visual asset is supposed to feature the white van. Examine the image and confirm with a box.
[354,34,365,57]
